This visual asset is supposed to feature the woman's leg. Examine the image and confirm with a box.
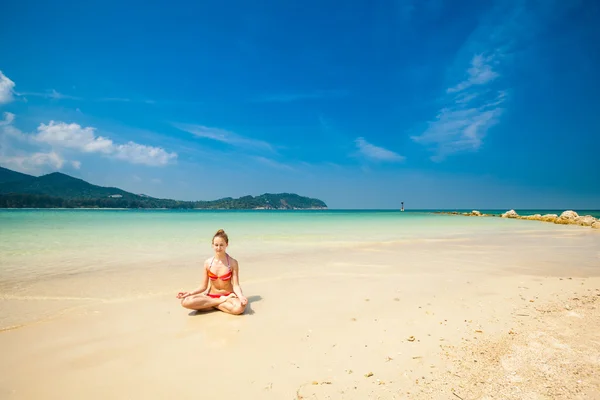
[181,293,233,311]
[215,296,246,315]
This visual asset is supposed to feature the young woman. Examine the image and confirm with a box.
[176,229,248,315]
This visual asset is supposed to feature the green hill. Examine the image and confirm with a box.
[0,172,145,200]
[0,166,35,184]
[0,166,327,209]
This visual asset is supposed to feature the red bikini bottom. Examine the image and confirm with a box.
[207,292,233,299]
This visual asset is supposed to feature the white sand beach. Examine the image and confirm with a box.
[1,212,599,399]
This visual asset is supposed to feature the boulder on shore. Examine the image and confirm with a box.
[555,210,580,225]
[501,210,519,218]
[471,210,482,216]
[592,221,600,229]
[574,215,597,226]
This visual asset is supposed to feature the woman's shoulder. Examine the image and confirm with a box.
[228,254,240,267]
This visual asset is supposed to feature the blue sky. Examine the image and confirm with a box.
[1,0,599,209]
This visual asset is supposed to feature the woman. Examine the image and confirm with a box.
[176,229,248,315]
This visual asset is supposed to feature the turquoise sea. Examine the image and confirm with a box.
[1,208,598,282]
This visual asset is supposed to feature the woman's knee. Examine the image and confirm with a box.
[231,304,246,315]
[181,297,193,309]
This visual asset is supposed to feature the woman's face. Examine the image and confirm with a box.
[212,237,228,253]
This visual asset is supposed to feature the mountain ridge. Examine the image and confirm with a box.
[0,166,327,209]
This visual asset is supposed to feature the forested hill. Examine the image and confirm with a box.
[0,166,327,209]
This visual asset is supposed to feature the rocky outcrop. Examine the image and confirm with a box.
[574,215,597,226]
[501,210,519,218]
[521,214,542,220]
[541,214,558,222]
[434,209,599,230]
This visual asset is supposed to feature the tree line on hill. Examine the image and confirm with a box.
[0,167,327,209]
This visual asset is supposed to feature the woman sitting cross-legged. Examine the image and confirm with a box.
[176,229,248,315]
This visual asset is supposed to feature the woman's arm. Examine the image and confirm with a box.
[189,261,210,295]
[177,260,210,298]
[231,261,247,305]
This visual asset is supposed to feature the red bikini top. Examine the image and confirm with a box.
[207,254,232,281]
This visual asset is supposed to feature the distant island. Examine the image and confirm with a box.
[0,166,328,210]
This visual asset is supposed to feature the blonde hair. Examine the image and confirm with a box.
[212,229,229,244]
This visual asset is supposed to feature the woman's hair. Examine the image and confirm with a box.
[212,229,229,244]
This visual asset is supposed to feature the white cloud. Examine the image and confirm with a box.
[175,124,274,152]
[355,137,405,163]
[33,121,177,166]
[1,116,178,171]
[0,112,15,126]
[36,121,114,153]
[113,142,177,166]
[0,151,65,174]
[0,71,16,104]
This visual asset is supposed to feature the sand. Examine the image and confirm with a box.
[1,224,599,399]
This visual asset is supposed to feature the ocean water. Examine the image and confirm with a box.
[1,209,598,282]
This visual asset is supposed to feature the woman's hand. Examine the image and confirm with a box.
[176,291,191,299]
[239,296,248,306]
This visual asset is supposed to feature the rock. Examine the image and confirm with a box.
[541,214,558,222]
[501,210,519,218]
[525,214,543,221]
[574,215,597,226]
[555,210,580,225]
[592,221,600,229]
[471,210,482,216]
[560,210,579,219]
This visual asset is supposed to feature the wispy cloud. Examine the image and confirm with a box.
[18,89,82,101]
[21,92,157,104]
[0,71,16,104]
[411,1,577,161]
[354,137,405,163]
[410,5,512,161]
[253,90,348,103]
[97,97,132,102]
[412,52,507,161]
[175,124,274,153]
[446,54,500,94]
[252,156,295,171]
